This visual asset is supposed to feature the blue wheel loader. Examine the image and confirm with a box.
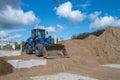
[25,29,69,59]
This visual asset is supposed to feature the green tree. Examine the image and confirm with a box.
[91,29,105,36]
[71,35,77,39]
[71,29,105,40]
[21,41,25,51]
[77,33,90,39]
[15,42,20,50]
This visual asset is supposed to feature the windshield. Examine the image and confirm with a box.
[32,29,45,38]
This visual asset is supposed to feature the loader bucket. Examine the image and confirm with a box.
[44,44,69,59]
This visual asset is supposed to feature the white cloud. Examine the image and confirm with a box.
[0,0,38,27]
[57,24,64,31]
[10,34,22,39]
[74,0,91,10]
[0,30,22,41]
[45,26,57,33]
[34,25,57,33]
[34,24,45,29]
[0,0,21,10]
[55,1,86,22]
[90,15,120,30]
[0,31,9,38]
[0,29,25,38]
[89,11,101,20]
[0,6,38,27]
[34,24,64,33]
[7,29,26,33]
[80,3,90,9]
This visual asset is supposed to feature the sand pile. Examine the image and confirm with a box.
[61,26,120,65]
[0,58,13,75]
[0,44,13,50]
[94,27,120,64]
[62,39,99,65]
[86,35,97,40]
[4,44,13,50]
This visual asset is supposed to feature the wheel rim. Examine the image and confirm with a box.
[35,48,39,56]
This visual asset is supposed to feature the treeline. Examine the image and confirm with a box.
[15,41,25,50]
[71,29,105,39]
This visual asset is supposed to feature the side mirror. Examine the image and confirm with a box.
[46,31,48,34]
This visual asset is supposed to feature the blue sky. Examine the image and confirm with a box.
[0,0,120,43]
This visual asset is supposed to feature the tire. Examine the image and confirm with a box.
[35,44,44,57]
[42,47,47,57]
[25,44,32,54]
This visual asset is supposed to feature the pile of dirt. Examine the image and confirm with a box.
[85,35,97,41]
[94,27,120,64]
[61,26,120,65]
[61,39,99,65]
[4,44,13,50]
[0,44,13,50]
[0,58,13,76]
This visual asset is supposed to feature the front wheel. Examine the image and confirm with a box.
[35,44,44,57]
[25,44,32,54]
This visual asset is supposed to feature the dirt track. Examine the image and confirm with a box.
[0,27,120,80]
[1,52,120,80]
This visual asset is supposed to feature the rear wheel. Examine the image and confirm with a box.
[35,44,44,57]
[25,44,32,54]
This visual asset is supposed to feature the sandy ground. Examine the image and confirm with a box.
[0,47,120,80]
[0,27,120,80]
[0,54,120,80]
[30,73,98,80]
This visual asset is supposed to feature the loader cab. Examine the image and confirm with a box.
[31,29,46,39]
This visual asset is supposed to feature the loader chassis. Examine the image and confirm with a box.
[25,29,69,59]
